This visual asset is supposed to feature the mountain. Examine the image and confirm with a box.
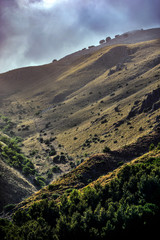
[0,27,160,208]
[0,27,160,239]
[0,28,160,182]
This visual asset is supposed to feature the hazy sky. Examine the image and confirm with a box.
[0,0,160,73]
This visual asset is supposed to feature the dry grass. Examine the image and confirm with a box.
[0,36,160,179]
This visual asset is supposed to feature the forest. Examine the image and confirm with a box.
[1,146,160,239]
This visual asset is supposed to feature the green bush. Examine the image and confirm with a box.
[49,149,56,156]
[48,184,56,191]
[103,146,111,153]
[22,165,35,176]
[47,169,53,179]
[34,176,46,188]
[157,142,160,150]
[149,143,155,151]
[52,165,61,173]
[1,154,160,239]
[0,135,36,178]
[52,193,60,200]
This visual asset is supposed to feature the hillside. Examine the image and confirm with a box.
[0,27,160,211]
[0,29,160,180]
[1,146,160,239]
[13,127,160,210]
[0,27,160,238]
[0,131,45,212]
[0,158,36,212]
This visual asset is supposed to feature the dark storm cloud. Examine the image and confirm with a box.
[0,0,160,73]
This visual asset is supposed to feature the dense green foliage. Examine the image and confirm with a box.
[0,134,47,188]
[0,115,15,134]
[0,135,35,176]
[1,154,160,239]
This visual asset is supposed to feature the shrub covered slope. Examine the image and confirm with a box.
[1,147,160,239]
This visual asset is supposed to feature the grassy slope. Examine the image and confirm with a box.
[0,131,37,212]
[0,39,159,181]
[0,29,160,212]
[14,127,160,210]
[0,157,36,212]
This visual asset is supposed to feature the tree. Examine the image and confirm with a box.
[106,37,111,42]
[99,39,105,44]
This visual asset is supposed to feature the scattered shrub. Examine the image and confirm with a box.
[149,143,155,151]
[34,176,46,188]
[0,135,36,178]
[49,149,56,156]
[103,146,111,153]
[157,142,160,150]
[52,165,61,173]
[47,169,53,178]
[1,155,160,239]
[52,193,60,200]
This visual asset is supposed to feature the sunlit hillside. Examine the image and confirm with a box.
[0,29,160,182]
[0,27,160,239]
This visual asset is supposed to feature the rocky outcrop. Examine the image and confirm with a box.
[146,55,160,68]
[139,87,160,113]
[127,87,160,119]
[108,63,126,76]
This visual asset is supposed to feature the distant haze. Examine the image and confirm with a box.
[0,0,160,73]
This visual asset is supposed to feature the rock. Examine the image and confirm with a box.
[139,87,160,113]
[146,56,160,68]
[113,119,124,128]
[116,63,125,71]
[152,100,160,111]
[108,68,115,76]
[127,87,160,119]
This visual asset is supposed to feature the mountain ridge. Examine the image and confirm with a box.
[0,27,160,214]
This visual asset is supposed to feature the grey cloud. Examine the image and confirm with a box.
[0,0,160,73]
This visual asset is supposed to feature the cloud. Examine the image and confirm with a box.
[0,0,160,73]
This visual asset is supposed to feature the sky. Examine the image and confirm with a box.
[0,0,160,73]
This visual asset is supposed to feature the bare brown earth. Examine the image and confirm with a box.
[0,28,160,202]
